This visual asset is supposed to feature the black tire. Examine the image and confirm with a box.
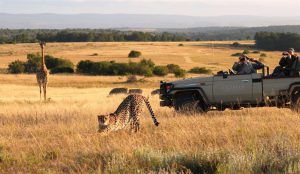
[291,93,300,113]
[174,93,206,114]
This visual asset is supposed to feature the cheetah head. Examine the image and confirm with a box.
[97,114,114,133]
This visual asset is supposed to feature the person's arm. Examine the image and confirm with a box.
[252,60,264,70]
[232,62,240,72]
[279,57,286,67]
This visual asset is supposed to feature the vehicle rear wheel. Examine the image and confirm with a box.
[174,93,206,114]
[291,93,300,113]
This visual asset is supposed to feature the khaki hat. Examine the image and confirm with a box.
[288,48,295,52]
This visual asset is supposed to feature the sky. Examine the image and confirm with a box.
[0,0,299,16]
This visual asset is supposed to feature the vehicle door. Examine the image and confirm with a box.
[213,74,253,104]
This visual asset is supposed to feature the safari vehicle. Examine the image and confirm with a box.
[160,66,300,113]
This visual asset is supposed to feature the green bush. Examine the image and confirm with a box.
[167,64,181,73]
[232,42,241,47]
[8,60,25,74]
[153,66,168,76]
[242,50,250,54]
[231,52,243,57]
[189,67,212,74]
[24,53,40,73]
[76,59,154,76]
[45,55,74,69]
[174,68,186,78]
[50,67,74,74]
[76,60,94,74]
[128,50,142,58]
[139,59,155,68]
[9,53,75,74]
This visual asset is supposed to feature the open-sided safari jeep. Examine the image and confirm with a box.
[160,65,300,113]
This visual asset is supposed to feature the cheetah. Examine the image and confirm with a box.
[98,94,159,133]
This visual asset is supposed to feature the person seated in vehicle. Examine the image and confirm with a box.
[272,48,299,77]
[232,54,264,75]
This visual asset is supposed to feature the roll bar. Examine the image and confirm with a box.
[262,65,270,77]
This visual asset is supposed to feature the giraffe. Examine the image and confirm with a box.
[36,41,49,101]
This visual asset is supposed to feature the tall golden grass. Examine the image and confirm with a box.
[0,84,300,173]
[0,41,299,173]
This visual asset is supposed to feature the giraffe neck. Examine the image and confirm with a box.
[41,47,46,69]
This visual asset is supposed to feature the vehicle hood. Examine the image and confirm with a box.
[170,76,213,88]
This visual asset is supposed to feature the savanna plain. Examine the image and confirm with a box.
[0,41,299,173]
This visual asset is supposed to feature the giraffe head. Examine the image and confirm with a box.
[39,41,46,49]
[97,113,115,133]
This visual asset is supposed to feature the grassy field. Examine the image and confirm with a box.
[0,41,299,173]
[0,85,300,173]
[0,41,282,72]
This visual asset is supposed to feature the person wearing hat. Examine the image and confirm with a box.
[272,48,299,77]
[279,48,298,68]
[232,54,264,75]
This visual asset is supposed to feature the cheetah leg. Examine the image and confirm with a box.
[129,120,135,133]
[134,120,140,132]
[133,116,140,132]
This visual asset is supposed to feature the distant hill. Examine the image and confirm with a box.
[1,13,300,29]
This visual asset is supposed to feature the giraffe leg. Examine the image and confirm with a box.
[39,84,42,101]
[43,84,47,101]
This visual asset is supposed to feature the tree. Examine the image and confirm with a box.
[128,50,142,58]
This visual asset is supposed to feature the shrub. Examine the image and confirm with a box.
[260,53,267,57]
[178,44,184,46]
[77,60,94,74]
[232,42,241,47]
[45,55,74,73]
[50,67,74,74]
[167,64,181,73]
[189,67,212,74]
[8,60,25,74]
[153,66,168,76]
[252,50,261,54]
[128,50,142,58]
[242,50,250,54]
[174,68,186,78]
[140,59,155,68]
[76,59,155,76]
[9,53,74,74]
[231,52,242,57]
[24,53,40,73]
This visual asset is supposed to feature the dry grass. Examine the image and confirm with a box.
[0,84,300,173]
[0,41,299,173]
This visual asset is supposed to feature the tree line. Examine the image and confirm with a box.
[255,32,300,51]
[0,29,187,43]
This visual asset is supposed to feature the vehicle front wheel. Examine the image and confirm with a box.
[291,93,300,113]
[174,93,207,115]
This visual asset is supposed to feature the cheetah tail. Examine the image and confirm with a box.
[143,97,159,126]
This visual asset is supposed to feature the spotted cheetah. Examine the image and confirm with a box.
[98,94,159,133]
